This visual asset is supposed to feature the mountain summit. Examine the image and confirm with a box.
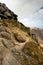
[0,2,43,65]
[0,2,17,20]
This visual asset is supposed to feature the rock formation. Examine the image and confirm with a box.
[0,2,17,20]
[0,2,43,65]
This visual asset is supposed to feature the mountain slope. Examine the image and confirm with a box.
[30,28,43,49]
[0,2,43,65]
[0,19,43,65]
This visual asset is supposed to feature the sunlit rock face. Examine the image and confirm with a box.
[0,2,43,65]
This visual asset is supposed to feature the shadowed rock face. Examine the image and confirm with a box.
[0,2,17,20]
[0,2,43,65]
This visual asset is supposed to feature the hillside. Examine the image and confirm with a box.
[30,28,43,50]
[0,2,43,65]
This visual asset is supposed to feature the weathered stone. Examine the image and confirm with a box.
[2,39,15,48]
[0,32,11,40]
[0,2,17,20]
[14,33,26,42]
[0,14,8,19]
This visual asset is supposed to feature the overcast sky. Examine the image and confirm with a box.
[0,0,43,29]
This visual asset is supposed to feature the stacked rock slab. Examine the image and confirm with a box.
[0,2,17,20]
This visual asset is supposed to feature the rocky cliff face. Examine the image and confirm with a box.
[0,2,43,65]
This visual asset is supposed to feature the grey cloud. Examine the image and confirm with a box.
[33,6,43,20]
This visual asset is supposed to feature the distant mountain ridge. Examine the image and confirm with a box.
[30,28,43,50]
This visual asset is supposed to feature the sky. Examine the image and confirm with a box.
[0,0,43,29]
